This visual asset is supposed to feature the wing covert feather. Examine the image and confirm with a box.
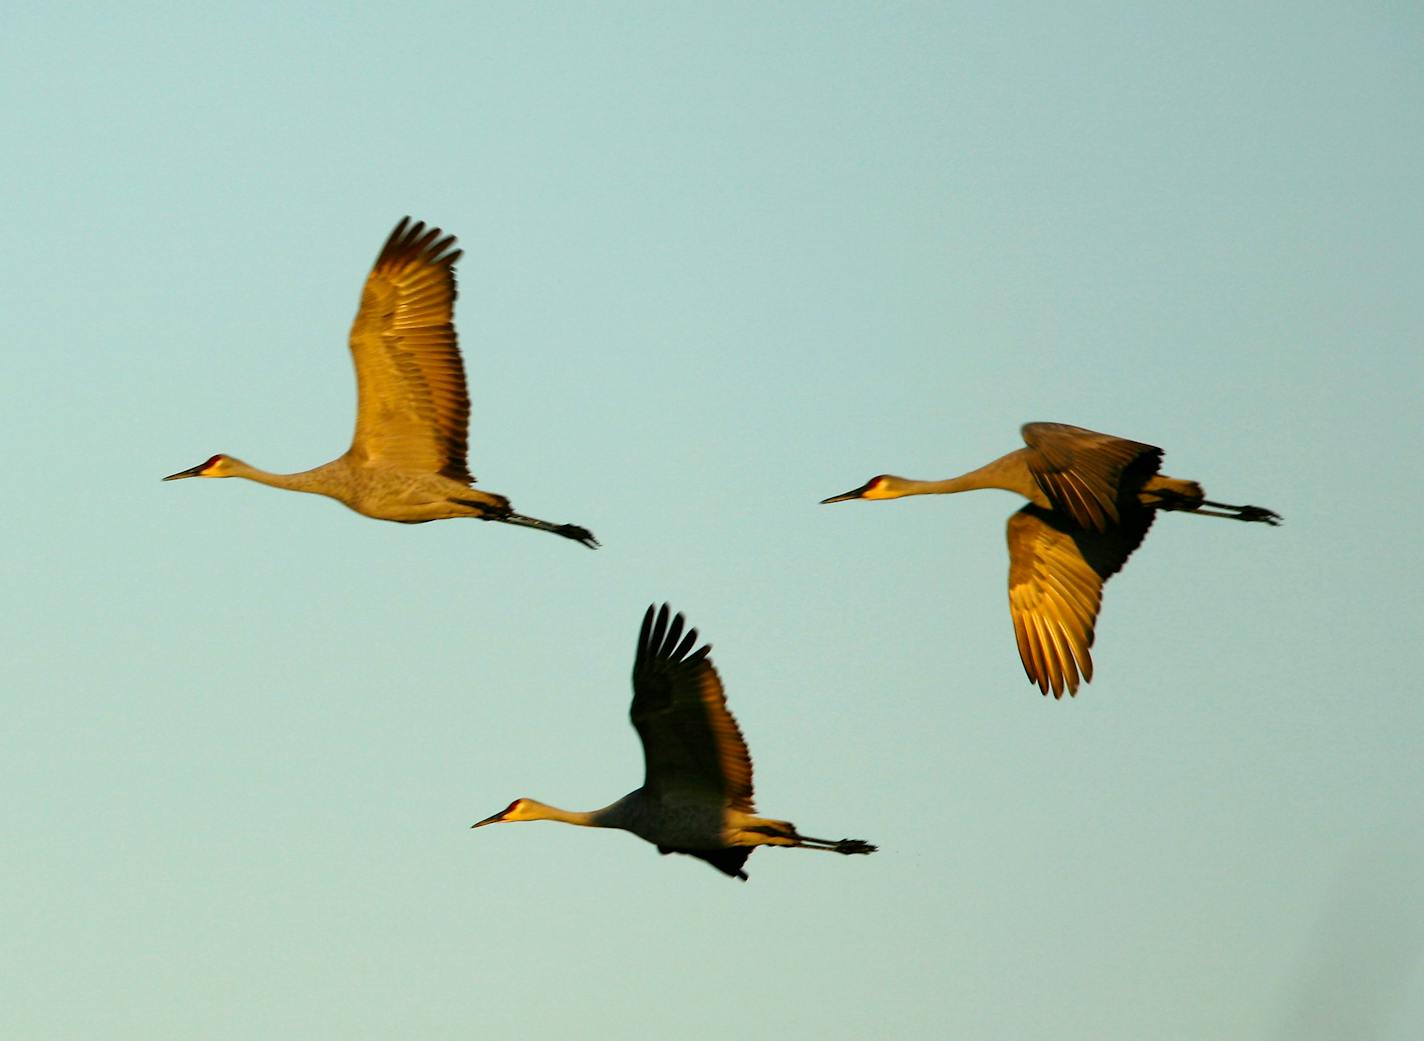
[1021,422,1162,531]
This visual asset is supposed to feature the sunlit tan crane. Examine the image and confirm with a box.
[473,604,876,880]
[163,218,597,547]
[821,422,1280,698]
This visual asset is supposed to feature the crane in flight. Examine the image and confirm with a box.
[473,604,876,880]
[821,422,1280,698]
[163,218,597,547]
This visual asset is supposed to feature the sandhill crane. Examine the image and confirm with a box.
[821,422,1281,698]
[163,218,597,547]
[472,604,876,880]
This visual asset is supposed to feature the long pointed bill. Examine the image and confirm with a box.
[820,486,868,504]
[162,464,207,481]
[470,811,507,828]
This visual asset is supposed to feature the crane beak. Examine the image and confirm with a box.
[470,810,507,828]
[820,485,868,504]
[162,463,207,481]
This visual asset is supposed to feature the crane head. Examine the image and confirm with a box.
[820,475,892,503]
[163,454,234,480]
[471,798,536,828]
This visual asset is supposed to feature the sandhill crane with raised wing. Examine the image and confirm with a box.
[473,604,876,880]
[163,218,596,547]
[821,422,1280,698]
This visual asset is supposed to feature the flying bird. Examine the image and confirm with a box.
[163,218,597,547]
[821,422,1280,698]
[473,604,876,880]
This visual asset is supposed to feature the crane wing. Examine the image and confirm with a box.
[1006,504,1154,697]
[630,605,755,813]
[346,218,473,483]
[1021,422,1161,532]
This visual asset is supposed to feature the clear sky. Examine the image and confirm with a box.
[3,4,1422,1039]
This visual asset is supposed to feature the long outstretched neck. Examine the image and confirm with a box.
[225,458,337,496]
[517,799,609,828]
[883,454,1027,498]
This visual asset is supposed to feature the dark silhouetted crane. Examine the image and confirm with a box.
[473,604,876,879]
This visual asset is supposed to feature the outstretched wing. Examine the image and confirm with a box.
[1006,504,1154,698]
[346,217,473,483]
[1021,422,1162,532]
[630,605,755,813]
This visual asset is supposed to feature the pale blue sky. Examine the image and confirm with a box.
[3,4,1422,1039]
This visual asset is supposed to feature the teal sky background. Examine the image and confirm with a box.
[4,4,1422,1039]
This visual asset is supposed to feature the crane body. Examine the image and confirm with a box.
[164,218,596,547]
[822,422,1281,698]
[473,604,876,880]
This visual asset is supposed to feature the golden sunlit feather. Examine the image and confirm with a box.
[347,217,472,482]
[1007,507,1148,696]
